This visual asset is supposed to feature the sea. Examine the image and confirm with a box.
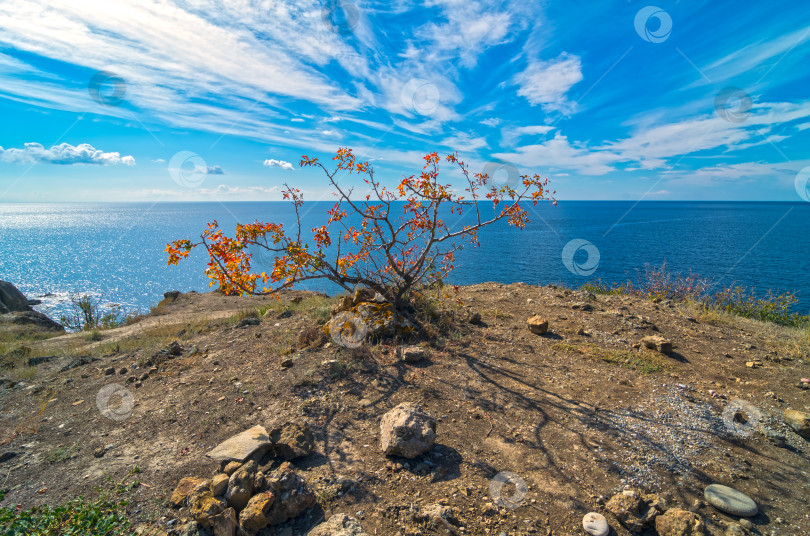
[1,201,809,319]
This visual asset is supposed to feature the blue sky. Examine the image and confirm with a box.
[1,0,809,202]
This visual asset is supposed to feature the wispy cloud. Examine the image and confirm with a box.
[515,53,583,113]
[0,142,135,165]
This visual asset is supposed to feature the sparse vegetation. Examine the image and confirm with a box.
[59,294,134,332]
[45,444,79,464]
[0,493,130,535]
[552,342,666,374]
[582,262,809,328]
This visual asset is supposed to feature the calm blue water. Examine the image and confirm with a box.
[1,201,808,317]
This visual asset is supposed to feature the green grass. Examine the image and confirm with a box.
[45,444,79,464]
[0,494,131,535]
[552,342,665,374]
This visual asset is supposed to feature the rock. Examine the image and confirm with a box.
[572,302,594,311]
[163,290,181,301]
[307,513,369,536]
[207,426,271,462]
[784,409,810,439]
[134,525,169,536]
[280,358,293,369]
[210,474,229,496]
[655,508,706,536]
[225,460,256,511]
[582,512,609,536]
[380,402,437,458]
[0,280,31,313]
[527,315,548,335]
[704,484,758,517]
[268,421,314,460]
[181,521,212,536]
[189,490,227,527]
[738,519,754,531]
[467,311,482,324]
[724,522,750,536]
[761,428,788,448]
[325,302,414,346]
[238,317,260,328]
[104,367,115,375]
[331,295,354,315]
[209,507,238,536]
[396,345,427,363]
[263,461,316,525]
[605,488,665,532]
[223,461,242,475]
[170,477,208,507]
[745,361,763,368]
[167,341,184,356]
[0,309,64,332]
[641,335,673,354]
[238,492,275,534]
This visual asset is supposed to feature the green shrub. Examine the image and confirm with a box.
[0,494,130,536]
[59,295,131,332]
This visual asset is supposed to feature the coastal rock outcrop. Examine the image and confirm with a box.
[0,280,30,313]
[0,280,64,333]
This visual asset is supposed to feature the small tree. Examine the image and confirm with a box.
[166,148,554,310]
[59,294,126,331]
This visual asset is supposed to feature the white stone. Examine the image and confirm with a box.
[582,512,609,536]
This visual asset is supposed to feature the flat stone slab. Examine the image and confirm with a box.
[704,484,758,517]
[582,512,609,536]
[206,425,270,462]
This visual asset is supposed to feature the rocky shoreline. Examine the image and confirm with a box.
[0,280,65,334]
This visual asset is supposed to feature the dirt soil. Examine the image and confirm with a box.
[1,283,809,536]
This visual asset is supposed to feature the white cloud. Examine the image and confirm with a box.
[0,142,135,165]
[480,117,501,127]
[197,165,224,174]
[263,159,294,171]
[515,53,583,113]
[497,100,810,176]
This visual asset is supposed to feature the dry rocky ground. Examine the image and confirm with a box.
[1,283,809,536]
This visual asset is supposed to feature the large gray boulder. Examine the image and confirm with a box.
[380,402,437,458]
[0,281,31,314]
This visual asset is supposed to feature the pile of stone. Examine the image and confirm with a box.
[325,289,415,343]
[591,483,760,536]
[170,422,319,536]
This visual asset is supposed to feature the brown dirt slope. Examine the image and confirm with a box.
[0,284,808,536]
